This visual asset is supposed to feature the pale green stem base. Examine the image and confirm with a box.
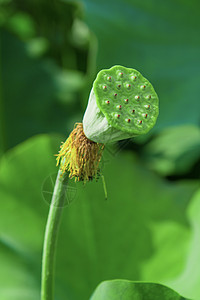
[41,169,68,300]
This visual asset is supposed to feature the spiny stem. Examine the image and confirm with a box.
[41,169,69,300]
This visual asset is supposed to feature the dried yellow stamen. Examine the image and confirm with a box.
[56,123,104,183]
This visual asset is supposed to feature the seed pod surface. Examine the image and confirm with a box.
[93,65,159,136]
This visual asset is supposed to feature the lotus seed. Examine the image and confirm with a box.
[135,95,140,100]
[107,76,111,81]
[103,85,107,90]
[144,104,150,109]
[119,72,123,77]
[131,75,137,81]
[140,85,146,89]
[124,99,129,103]
[114,93,117,97]
[115,114,120,118]
[138,120,142,124]
[118,84,121,88]
[126,118,131,123]
[126,83,131,89]
[105,100,110,104]
[146,95,151,99]
[132,109,135,113]
[143,113,148,118]
[117,105,122,109]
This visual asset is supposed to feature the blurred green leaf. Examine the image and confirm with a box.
[141,220,191,282]
[81,0,200,132]
[26,37,49,57]
[0,237,40,300]
[0,29,84,152]
[142,125,200,176]
[141,188,200,300]
[0,134,62,300]
[71,18,91,47]
[0,134,198,300]
[90,280,190,300]
[4,0,90,71]
[0,0,11,3]
[0,0,12,26]
[55,69,85,104]
[164,189,200,299]
[6,12,36,39]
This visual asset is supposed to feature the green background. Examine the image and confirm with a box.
[0,0,200,299]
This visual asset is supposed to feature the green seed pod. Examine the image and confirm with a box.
[83,65,159,143]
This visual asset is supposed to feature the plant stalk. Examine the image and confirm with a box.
[41,169,68,300]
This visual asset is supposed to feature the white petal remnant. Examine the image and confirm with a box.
[83,89,135,144]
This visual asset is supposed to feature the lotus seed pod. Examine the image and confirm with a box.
[83,65,159,143]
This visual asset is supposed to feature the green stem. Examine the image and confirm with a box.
[41,169,69,300]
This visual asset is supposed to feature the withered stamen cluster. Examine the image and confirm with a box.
[56,123,104,183]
